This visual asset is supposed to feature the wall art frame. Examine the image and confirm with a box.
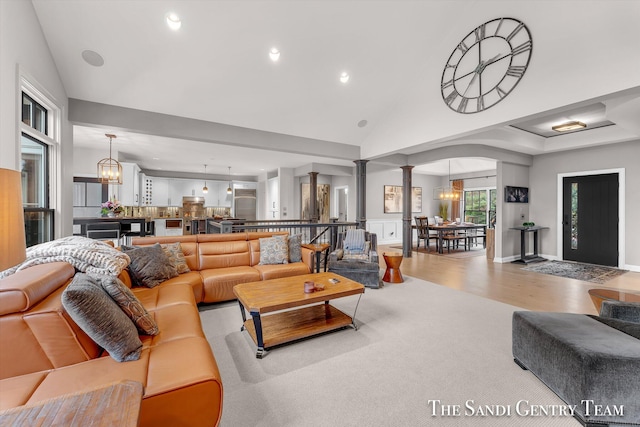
[505,186,529,203]
[384,185,422,213]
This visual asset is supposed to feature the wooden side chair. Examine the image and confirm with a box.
[414,216,428,249]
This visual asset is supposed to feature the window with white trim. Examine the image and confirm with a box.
[20,89,57,246]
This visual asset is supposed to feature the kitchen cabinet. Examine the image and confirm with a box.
[154,219,166,236]
[267,177,279,219]
[152,178,169,206]
[168,179,187,206]
[120,163,141,206]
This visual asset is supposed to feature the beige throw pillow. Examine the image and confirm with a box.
[161,242,191,274]
[259,236,289,265]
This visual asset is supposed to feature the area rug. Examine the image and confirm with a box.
[199,277,580,426]
[522,260,627,284]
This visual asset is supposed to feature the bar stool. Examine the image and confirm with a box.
[86,222,122,246]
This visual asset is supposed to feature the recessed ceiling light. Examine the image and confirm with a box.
[340,72,350,84]
[81,50,104,67]
[552,121,587,132]
[166,12,181,30]
[357,120,368,128]
[152,157,160,160]
[269,48,280,62]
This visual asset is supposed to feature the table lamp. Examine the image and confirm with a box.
[0,168,27,271]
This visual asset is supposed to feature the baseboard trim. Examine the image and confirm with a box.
[625,264,640,272]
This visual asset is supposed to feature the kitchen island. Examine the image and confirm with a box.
[73,217,154,241]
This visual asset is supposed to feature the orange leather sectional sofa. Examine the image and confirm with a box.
[0,232,313,426]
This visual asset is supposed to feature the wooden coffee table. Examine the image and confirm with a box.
[233,272,365,358]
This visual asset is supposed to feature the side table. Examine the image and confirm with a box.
[510,226,549,264]
[302,243,331,273]
[0,380,143,426]
[382,252,404,283]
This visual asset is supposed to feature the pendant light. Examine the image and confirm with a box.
[202,164,209,194]
[97,134,122,184]
[433,160,462,200]
[226,166,233,194]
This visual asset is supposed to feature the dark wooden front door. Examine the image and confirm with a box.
[562,173,618,267]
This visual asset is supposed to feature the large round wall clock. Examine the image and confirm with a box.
[441,17,532,114]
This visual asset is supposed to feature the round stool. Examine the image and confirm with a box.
[382,252,404,283]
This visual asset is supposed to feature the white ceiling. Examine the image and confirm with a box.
[31,1,640,178]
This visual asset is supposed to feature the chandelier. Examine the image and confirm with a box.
[97,134,122,184]
[226,166,232,194]
[433,160,462,200]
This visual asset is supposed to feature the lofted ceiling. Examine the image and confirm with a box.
[31,0,640,178]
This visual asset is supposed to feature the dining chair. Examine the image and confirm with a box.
[414,216,429,250]
[466,227,487,249]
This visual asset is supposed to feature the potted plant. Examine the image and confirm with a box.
[101,198,124,217]
[439,202,449,221]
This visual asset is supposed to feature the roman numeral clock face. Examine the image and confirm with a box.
[441,18,532,114]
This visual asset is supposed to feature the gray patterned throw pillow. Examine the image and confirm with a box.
[259,236,289,265]
[98,275,159,336]
[62,273,142,362]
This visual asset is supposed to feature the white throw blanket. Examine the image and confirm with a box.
[0,236,130,279]
[343,229,366,252]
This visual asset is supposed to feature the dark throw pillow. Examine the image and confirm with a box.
[288,234,302,263]
[98,275,159,336]
[122,243,178,288]
[62,273,142,362]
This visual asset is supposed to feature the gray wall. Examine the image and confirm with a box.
[529,140,640,269]
[366,169,441,220]
[497,162,531,261]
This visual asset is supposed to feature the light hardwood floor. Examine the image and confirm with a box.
[377,244,640,315]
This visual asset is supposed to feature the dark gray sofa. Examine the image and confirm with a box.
[512,300,640,426]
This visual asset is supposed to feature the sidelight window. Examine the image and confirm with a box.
[571,182,578,250]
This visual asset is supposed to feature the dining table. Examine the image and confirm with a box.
[428,223,487,254]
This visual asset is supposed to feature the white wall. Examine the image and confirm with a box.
[362,1,640,159]
[0,0,72,237]
[278,168,294,220]
[73,146,109,177]
[529,141,640,269]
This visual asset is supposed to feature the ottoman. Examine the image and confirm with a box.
[512,309,640,426]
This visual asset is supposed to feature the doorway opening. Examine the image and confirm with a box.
[334,186,348,222]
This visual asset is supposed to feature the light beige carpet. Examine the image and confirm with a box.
[199,277,580,426]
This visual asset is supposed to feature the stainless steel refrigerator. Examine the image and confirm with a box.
[234,189,256,220]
